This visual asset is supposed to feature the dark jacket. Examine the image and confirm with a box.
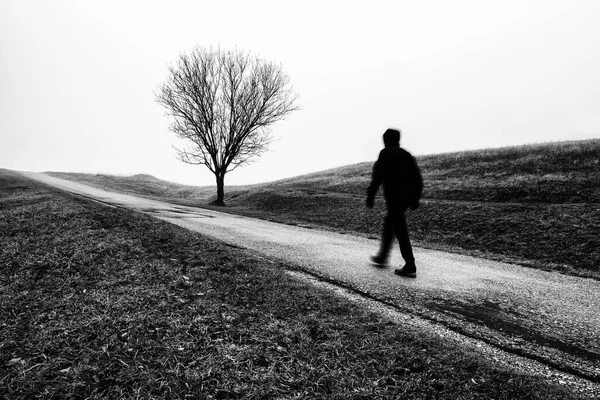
[367,144,423,211]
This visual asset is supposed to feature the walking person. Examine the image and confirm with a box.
[366,128,423,277]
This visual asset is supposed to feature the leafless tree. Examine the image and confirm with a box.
[155,47,299,205]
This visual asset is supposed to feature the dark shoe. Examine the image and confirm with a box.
[370,255,388,267]
[395,265,417,278]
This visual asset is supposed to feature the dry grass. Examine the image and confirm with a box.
[0,170,586,399]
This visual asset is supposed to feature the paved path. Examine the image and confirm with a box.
[22,172,600,381]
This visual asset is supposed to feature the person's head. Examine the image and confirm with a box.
[383,128,401,147]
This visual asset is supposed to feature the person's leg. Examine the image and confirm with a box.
[373,212,394,263]
[392,209,416,270]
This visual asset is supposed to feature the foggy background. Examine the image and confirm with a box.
[1,0,599,186]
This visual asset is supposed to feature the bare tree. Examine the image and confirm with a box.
[155,46,299,205]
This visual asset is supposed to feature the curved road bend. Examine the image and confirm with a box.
[22,172,600,382]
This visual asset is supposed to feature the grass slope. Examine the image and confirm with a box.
[46,171,220,201]
[0,170,587,399]
[263,139,600,203]
[46,139,600,279]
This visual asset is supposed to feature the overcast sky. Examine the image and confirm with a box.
[1,0,599,186]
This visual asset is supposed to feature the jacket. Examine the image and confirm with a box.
[366,145,423,210]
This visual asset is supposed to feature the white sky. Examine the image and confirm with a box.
[1,0,599,186]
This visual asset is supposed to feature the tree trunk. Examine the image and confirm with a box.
[214,172,225,206]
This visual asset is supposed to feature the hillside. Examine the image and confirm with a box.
[46,171,219,202]
[46,139,600,278]
[253,138,600,203]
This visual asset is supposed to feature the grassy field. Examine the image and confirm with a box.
[48,139,600,279]
[0,171,588,399]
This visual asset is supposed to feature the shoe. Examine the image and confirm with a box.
[370,255,388,267]
[395,265,417,278]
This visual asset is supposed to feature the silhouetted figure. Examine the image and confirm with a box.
[366,128,423,277]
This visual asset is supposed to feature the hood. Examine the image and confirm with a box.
[383,128,401,148]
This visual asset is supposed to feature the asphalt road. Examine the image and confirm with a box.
[22,171,600,382]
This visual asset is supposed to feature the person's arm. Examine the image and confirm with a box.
[366,151,384,208]
[409,156,423,210]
